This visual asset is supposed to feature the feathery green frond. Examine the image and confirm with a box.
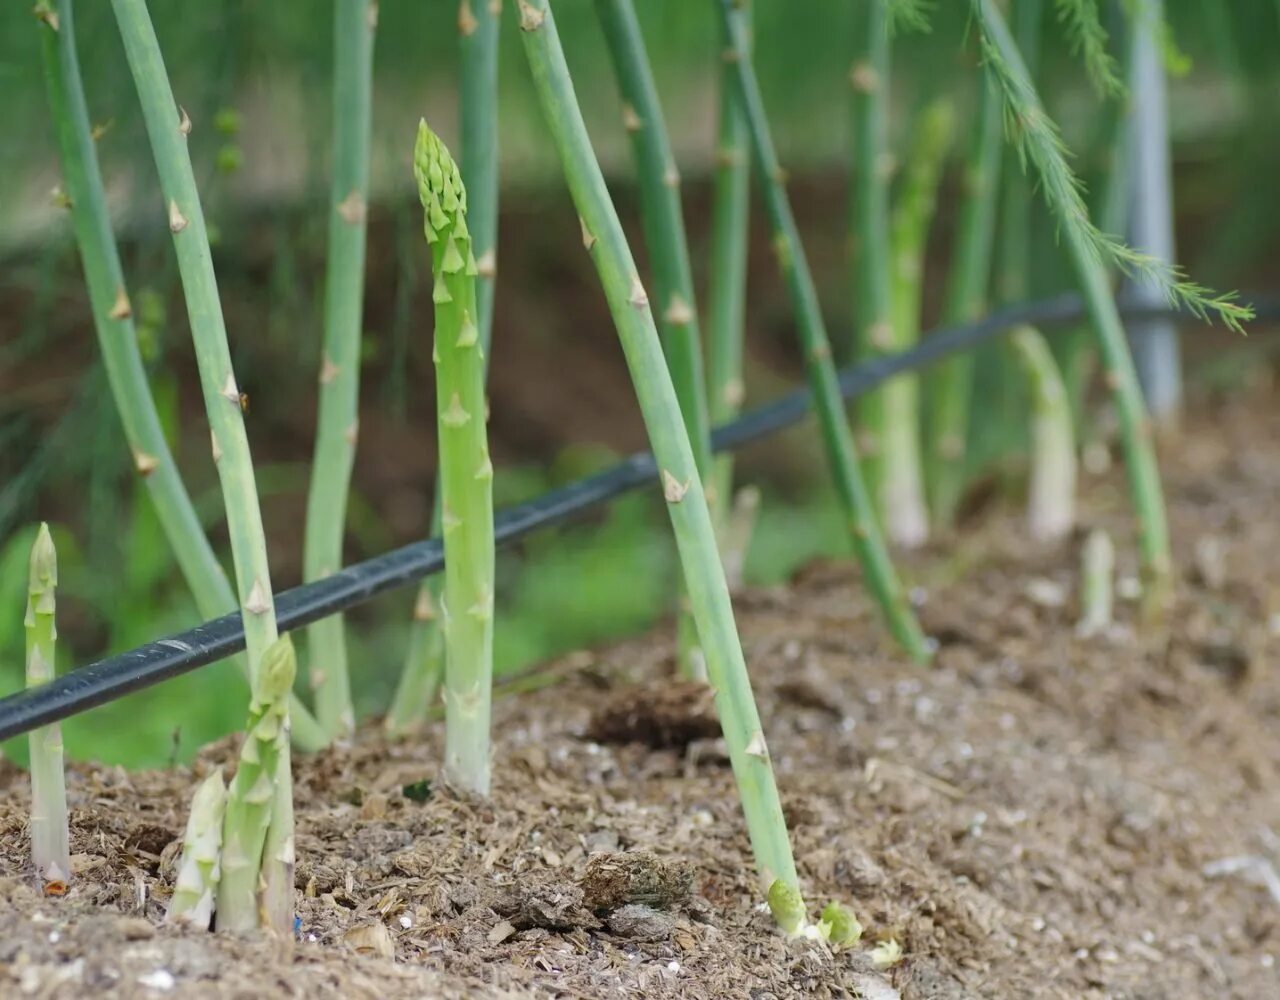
[974,0,1252,334]
[887,0,932,34]
[1052,0,1121,95]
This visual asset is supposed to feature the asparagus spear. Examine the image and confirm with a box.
[596,0,713,681]
[389,0,501,736]
[303,0,377,739]
[1009,326,1076,541]
[517,0,799,902]
[714,0,930,663]
[216,636,296,932]
[110,0,296,931]
[26,524,70,887]
[34,0,325,751]
[167,771,227,927]
[415,122,497,796]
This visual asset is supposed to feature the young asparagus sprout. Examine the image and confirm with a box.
[215,636,296,933]
[885,98,955,548]
[518,0,799,907]
[26,524,70,887]
[1077,528,1115,637]
[414,121,497,796]
[167,771,227,927]
[1010,326,1076,541]
[715,0,930,663]
[820,900,864,948]
[767,878,808,937]
[303,0,377,739]
[870,937,905,968]
[389,1,501,737]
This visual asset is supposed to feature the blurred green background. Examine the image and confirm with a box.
[1,1,1277,766]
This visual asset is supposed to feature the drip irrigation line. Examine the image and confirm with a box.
[1,292,1276,743]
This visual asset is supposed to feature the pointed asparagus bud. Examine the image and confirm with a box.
[819,901,863,948]
[167,771,227,926]
[26,523,70,887]
[766,878,807,936]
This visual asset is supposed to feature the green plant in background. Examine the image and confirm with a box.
[303,0,377,739]
[596,0,714,681]
[167,770,226,927]
[925,70,1002,531]
[34,0,326,751]
[971,0,1251,607]
[848,0,895,530]
[25,524,70,887]
[215,635,295,932]
[518,0,799,905]
[885,98,954,548]
[110,0,296,930]
[716,0,931,664]
[705,0,752,553]
[389,1,501,738]
[414,122,497,796]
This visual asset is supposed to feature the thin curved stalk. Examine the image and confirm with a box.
[517,0,798,900]
[34,0,325,752]
[595,0,713,680]
[706,0,752,541]
[974,0,1173,606]
[388,0,501,737]
[303,0,376,738]
[715,0,930,663]
[849,0,894,521]
[885,99,954,548]
[110,0,293,932]
[925,71,1002,529]
[1009,325,1075,540]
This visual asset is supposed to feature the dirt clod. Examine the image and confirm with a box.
[579,851,694,913]
[586,679,720,748]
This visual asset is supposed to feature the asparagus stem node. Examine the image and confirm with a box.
[26,524,70,887]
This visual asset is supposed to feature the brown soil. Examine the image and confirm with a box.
[3,395,1280,998]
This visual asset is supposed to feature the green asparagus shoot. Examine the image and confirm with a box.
[26,524,70,887]
[1010,326,1076,541]
[1078,528,1115,636]
[820,901,864,947]
[167,771,227,927]
[414,120,496,796]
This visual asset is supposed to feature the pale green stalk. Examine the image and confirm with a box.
[35,0,324,751]
[973,0,1216,606]
[389,0,500,736]
[25,524,69,886]
[1009,326,1075,540]
[706,0,752,539]
[216,636,295,932]
[110,0,294,931]
[925,71,1002,530]
[415,123,496,796]
[517,0,797,900]
[596,0,713,681]
[885,98,954,548]
[849,0,894,520]
[1077,527,1114,636]
[715,0,930,663]
[303,0,376,739]
[167,771,227,927]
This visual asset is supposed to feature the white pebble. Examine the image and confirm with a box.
[138,970,175,992]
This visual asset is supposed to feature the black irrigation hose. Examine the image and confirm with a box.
[1,292,1277,743]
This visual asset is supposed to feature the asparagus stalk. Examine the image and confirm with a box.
[216,636,296,932]
[303,0,377,739]
[110,0,295,931]
[885,98,954,548]
[389,0,500,736]
[34,0,325,751]
[714,0,930,663]
[848,0,895,521]
[1009,326,1076,541]
[925,71,1002,530]
[516,0,799,900]
[596,0,714,682]
[167,771,227,927]
[414,122,497,796]
[25,524,70,887]
[706,0,752,540]
[1077,528,1114,637]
